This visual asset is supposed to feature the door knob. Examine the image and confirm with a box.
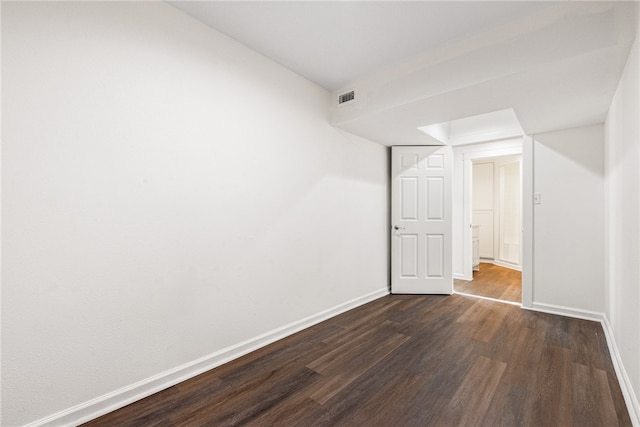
[393,225,406,230]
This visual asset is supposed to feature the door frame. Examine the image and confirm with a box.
[457,136,533,308]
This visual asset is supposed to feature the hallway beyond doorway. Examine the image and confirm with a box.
[454,263,521,304]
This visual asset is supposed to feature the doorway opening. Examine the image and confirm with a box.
[454,137,528,305]
[454,149,524,304]
[454,154,522,303]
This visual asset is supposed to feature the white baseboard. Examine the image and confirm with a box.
[492,259,522,272]
[527,303,639,425]
[601,316,640,427]
[28,288,390,427]
[528,302,604,322]
[476,258,522,272]
[453,273,472,281]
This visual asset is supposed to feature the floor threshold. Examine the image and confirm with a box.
[453,291,522,307]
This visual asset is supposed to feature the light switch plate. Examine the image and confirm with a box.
[534,193,541,204]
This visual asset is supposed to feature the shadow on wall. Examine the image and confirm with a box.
[534,126,604,176]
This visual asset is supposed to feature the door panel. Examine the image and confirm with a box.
[401,177,419,220]
[400,234,419,278]
[426,177,444,220]
[392,146,453,294]
[426,234,444,277]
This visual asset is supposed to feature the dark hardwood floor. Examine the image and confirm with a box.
[84,294,631,426]
[455,262,522,303]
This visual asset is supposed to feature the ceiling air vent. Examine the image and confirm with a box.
[338,90,355,105]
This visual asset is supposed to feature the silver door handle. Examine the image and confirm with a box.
[393,225,406,230]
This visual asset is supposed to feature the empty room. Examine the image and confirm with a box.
[2,1,639,426]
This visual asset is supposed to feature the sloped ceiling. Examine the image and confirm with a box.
[169,1,638,146]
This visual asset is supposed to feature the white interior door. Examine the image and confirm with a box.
[391,146,453,294]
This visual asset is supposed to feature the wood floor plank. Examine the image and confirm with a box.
[331,370,426,427]
[307,320,398,373]
[477,308,527,363]
[570,318,610,369]
[499,326,543,387]
[480,384,528,427]
[83,291,631,427]
[529,344,574,427]
[307,330,409,404]
[248,396,321,426]
[470,301,511,343]
[436,356,507,427]
[393,336,486,426]
[573,363,619,427]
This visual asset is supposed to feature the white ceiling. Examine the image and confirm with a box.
[169,1,638,146]
[169,1,558,91]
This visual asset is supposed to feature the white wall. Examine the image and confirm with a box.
[1,2,389,425]
[532,125,605,313]
[604,17,640,418]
